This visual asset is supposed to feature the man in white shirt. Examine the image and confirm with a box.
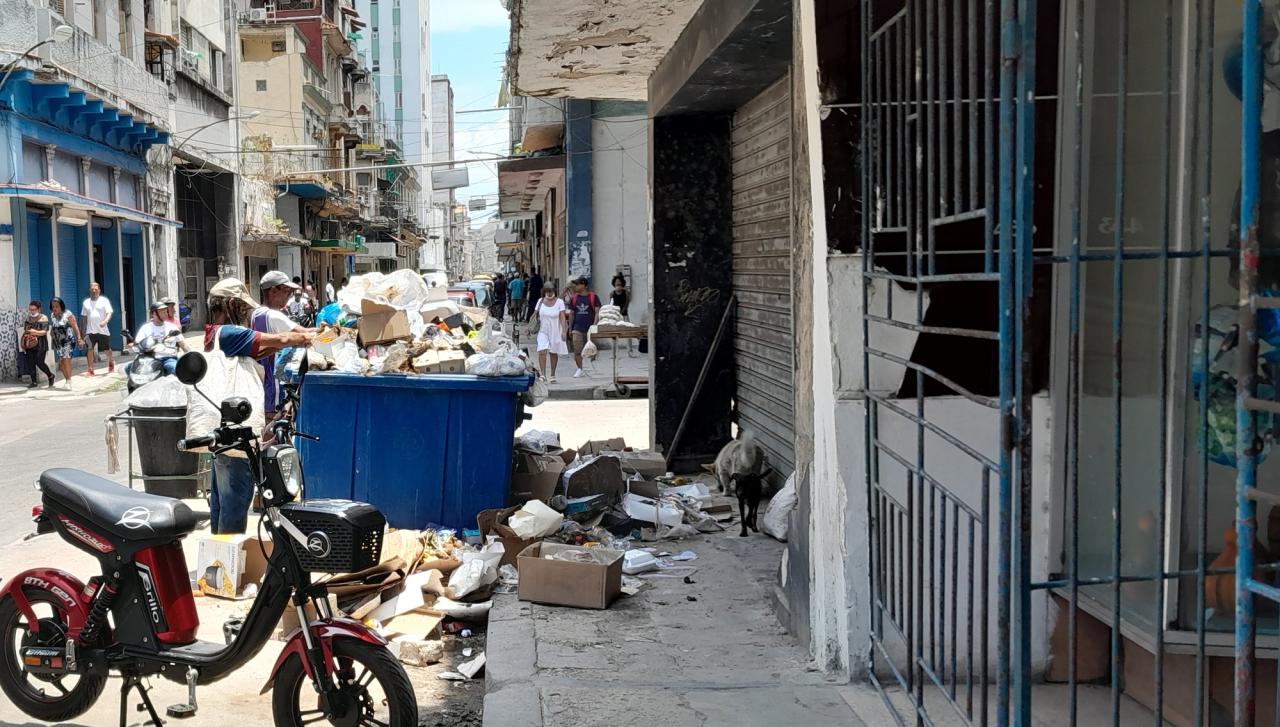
[253,271,309,415]
[80,282,115,376]
[133,301,187,375]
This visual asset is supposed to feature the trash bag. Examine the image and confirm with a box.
[518,429,560,452]
[449,558,498,599]
[316,303,342,326]
[522,374,549,407]
[465,351,527,377]
[475,317,513,353]
[125,376,188,408]
[760,473,798,542]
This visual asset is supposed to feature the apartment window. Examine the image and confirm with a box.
[181,21,192,50]
[392,24,400,41]
[212,49,224,89]
[372,61,380,72]
[72,0,95,37]
[117,0,132,60]
[371,28,378,38]
[256,79,267,92]
[393,0,399,6]
[272,40,286,52]
[395,92,402,109]
[393,58,401,75]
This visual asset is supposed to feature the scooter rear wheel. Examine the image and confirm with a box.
[272,636,418,727]
[0,589,105,722]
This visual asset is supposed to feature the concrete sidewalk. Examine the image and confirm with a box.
[483,527,869,727]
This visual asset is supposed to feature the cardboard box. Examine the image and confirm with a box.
[412,349,466,374]
[579,438,627,456]
[359,300,412,345]
[517,542,623,609]
[278,593,339,635]
[195,534,273,600]
[562,453,626,501]
[476,506,540,569]
[617,451,667,478]
[511,449,572,503]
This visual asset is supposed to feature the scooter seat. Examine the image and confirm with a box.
[40,468,199,543]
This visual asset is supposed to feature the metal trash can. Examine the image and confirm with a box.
[129,405,200,498]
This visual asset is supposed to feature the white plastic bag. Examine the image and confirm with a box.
[125,376,188,408]
[518,429,561,452]
[475,317,513,353]
[760,472,798,542]
[449,558,498,599]
[465,352,527,377]
[523,375,549,407]
[622,493,683,527]
[185,336,265,455]
[507,500,564,538]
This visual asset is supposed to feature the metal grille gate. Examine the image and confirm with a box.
[858,0,1266,724]
[732,75,796,475]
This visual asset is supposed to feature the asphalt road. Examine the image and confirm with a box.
[0,390,133,541]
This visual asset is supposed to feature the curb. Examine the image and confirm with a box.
[483,595,542,727]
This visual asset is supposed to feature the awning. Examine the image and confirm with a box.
[144,31,179,49]
[243,232,310,247]
[311,238,367,254]
[275,179,335,199]
[497,155,565,219]
[0,184,180,227]
[340,5,359,16]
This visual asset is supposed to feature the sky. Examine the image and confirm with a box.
[429,0,511,228]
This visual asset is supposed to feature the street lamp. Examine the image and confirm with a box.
[0,24,75,93]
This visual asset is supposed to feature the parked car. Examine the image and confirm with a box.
[455,281,492,308]
[447,288,478,307]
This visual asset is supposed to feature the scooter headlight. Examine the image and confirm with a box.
[262,445,303,505]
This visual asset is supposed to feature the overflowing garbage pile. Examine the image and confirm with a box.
[300,270,540,390]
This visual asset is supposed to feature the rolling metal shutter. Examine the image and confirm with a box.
[57,224,79,304]
[730,75,794,475]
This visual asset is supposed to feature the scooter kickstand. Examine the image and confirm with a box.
[119,674,164,727]
[165,667,198,719]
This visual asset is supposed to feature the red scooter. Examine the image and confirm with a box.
[0,350,417,726]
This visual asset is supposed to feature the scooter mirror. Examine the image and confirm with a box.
[174,352,207,386]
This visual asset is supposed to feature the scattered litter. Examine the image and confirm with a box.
[507,500,564,539]
[431,597,492,621]
[457,652,486,680]
[437,672,466,682]
[620,576,646,596]
[622,550,659,575]
[686,595,698,602]
[760,472,798,541]
[461,629,473,638]
[463,647,474,658]
[670,551,698,562]
[445,558,497,599]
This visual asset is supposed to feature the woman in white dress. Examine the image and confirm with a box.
[532,283,570,382]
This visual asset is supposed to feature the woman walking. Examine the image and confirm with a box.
[19,301,54,388]
[48,297,82,389]
[532,283,570,382]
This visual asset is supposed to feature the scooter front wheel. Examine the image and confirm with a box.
[272,636,417,727]
[0,589,106,722]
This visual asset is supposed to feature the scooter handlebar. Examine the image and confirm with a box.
[178,434,215,450]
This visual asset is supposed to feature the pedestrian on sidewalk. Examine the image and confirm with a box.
[18,301,54,388]
[534,284,570,383]
[80,283,115,376]
[527,268,544,321]
[48,297,82,389]
[565,277,601,379]
[492,273,508,321]
[508,272,526,320]
[201,278,312,534]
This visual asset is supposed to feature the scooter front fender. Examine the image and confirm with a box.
[0,569,91,637]
[261,617,388,694]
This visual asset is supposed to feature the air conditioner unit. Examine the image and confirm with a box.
[249,8,269,21]
[181,56,198,72]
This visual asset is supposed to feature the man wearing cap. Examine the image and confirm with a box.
[254,271,311,417]
[132,301,186,375]
[200,278,312,534]
[565,276,601,379]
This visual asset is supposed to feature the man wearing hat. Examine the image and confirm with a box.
[132,300,186,375]
[254,271,311,418]
[201,278,312,534]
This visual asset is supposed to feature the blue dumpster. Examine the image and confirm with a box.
[297,372,532,531]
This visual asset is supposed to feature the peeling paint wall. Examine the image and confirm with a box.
[511,0,705,100]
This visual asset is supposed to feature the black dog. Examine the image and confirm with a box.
[732,472,764,537]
